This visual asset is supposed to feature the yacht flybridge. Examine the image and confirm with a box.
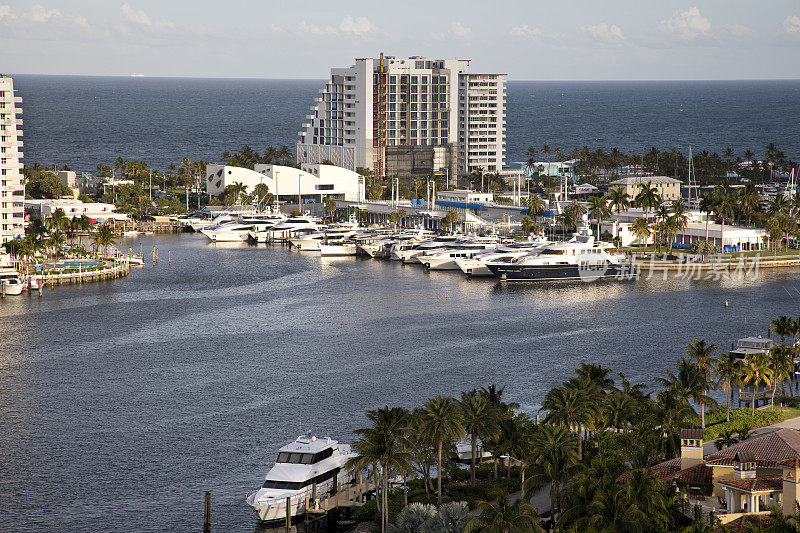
[487,219,633,281]
[247,434,357,523]
[200,211,287,242]
[455,238,550,277]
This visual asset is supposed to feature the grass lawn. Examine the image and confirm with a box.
[701,406,800,441]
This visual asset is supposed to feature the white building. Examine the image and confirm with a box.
[0,75,24,245]
[296,55,505,181]
[205,163,363,202]
[25,198,128,223]
[609,175,682,202]
[437,189,493,204]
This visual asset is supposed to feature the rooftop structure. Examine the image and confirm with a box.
[0,75,24,245]
[24,198,128,222]
[296,55,505,182]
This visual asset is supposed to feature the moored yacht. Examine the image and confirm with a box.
[419,239,502,270]
[201,212,286,242]
[250,214,323,243]
[0,266,24,295]
[487,219,633,281]
[246,434,357,523]
[391,235,462,263]
[455,238,550,277]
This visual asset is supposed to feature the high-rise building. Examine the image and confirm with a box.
[0,75,24,246]
[296,55,505,184]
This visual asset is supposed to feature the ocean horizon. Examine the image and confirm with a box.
[10,74,800,173]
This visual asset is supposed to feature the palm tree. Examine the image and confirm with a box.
[526,195,545,218]
[715,352,743,422]
[768,345,794,408]
[630,217,651,248]
[520,215,540,236]
[525,424,578,517]
[670,200,689,252]
[714,185,737,251]
[464,493,543,533]
[542,384,593,459]
[460,391,499,487]
[323,196,337,223]
[698,192,717,245]
[738,183,760,226]
[771,315,797,346]
[714,429,739,450]
[93,224,116,258]
[742,353,773,416]
[347,406,410,533]
[419,396,463,506]
[634,182,661,220]
[685,338,717,429]
[587,195,611,238]
[607,188,630,248]
[442,209,459,233]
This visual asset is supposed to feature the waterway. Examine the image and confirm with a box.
[1,234,799,531]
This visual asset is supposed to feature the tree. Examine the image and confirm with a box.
[685,338,717,429]
[767,345,794,408]
[526,195,545,218]
[630,217,651,247]
[738,183,760,226]
[323,196,338,222]
[347,406,411,533]
[715,352,742,422]
[460,391,499,487]
[771,316,797,346]
[634,182,661,220]
[525,424,578,517]
[587,195,611,238]
[714,185,737,251]
[542,383,594,460]
[608,188,630,248]
[520,216,541,236]
[93,224,116,257]
[419,396,463,506]
[698,192,717,245]
[252,183,270,204]
[443,209,459,233]
[464,494,543,533]
[742,353,773,416]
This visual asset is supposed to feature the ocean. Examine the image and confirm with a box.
[11,75,800,172]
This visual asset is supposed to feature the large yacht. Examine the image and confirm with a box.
[289,216,361,251]
[0,255,23,295]
[247,434,357,523]
[455,239,550,277]
[391,235,462,263]
[200,212,286,242]
[487,220,632,281]
[249,214,323,243]
[418,239,501,270]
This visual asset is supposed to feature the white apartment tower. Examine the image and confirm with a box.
[0,75,24,246]
[296,55,505,182]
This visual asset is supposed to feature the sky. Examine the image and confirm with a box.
[1,0,799,80]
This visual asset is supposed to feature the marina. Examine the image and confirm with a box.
[3,232,800,531]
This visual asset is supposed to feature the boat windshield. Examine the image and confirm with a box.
[262,480,304,490]
[277,447,334,464]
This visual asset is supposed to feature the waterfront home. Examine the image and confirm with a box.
[24,197,129,223]
[609,176,682,202]
[619,428,800,525]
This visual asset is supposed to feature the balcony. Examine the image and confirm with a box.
[14,97,22,103]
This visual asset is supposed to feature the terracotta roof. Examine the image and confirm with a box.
[724,514,771,533]
[705,429,800,464]
[717,476,783,492]
[617,458,681,483]
[674,462,713,484]
[780,457,800,468]
[682,428,703,439]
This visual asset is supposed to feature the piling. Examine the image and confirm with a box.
[285,496,291,532]
[203,492,211,533]
[168,249,171,266]
[1,282,5,298]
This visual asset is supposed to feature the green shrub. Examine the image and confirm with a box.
[700,408,795,440]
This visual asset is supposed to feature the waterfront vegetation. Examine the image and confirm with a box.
[348,321,800,532]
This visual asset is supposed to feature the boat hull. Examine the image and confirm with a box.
[487,263,633,281]
[2,281,23,295]
[319,244,357,256]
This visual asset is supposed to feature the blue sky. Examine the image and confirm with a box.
[1,0,799,79]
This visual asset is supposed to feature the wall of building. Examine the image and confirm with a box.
[24,198,127,222]
[0,76,24,245]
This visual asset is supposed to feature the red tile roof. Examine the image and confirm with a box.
[705,429,800,464]
[724,514,771,533]
[780,457,800,468]
[717,476,783,492]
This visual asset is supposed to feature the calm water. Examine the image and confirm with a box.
[1,234,800,531]
[11,76,800,171]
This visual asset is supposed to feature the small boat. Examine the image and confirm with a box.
[246,434,358,523]
[451,437,493,464]
[121,230,141,237]
[0,267,24,295]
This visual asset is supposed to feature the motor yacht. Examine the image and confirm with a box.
[391,235,462,263]
[419,239,502,270]
[319,242,358,256]
[487,219,632,281]
[246,434,357,523]
[455,239,550,277]
[450,437,493,464]
[0,266,24,295]
[201,212,286,242]
[359,229,430,258]
[289,216,360,251]
[250,214,323,243]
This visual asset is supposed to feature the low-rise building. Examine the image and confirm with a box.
[609,175,682,202]
[25,198,128,222]
[205,163,363,202]
[437,189,493,204]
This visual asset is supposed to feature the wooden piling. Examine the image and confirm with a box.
[203,492,211,533]
[285,496,291,532]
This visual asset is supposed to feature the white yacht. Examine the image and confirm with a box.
[200,212,286,242]
[419,239,501,270]
[487,219,632,281]
[455,239,550,277]
[451,437,493,464]
[319,242,358,256]
[0,263,24,296]
[188,212,237,232]
[359,229,430,258]
[391,235,462,263]
[247,434,358,523]
[250,215,323,243]
[289,217,360,251]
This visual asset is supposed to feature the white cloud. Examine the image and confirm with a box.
[660,7,711,39]
[510,24,541,39]
[450,21,471,38]
[339,16,375,36]
[0,5,17,22]
[25,4,61,23]
[121,2,151,26]
[784,15,800,34]
[585,23,624,43]
[725,24,752,37]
